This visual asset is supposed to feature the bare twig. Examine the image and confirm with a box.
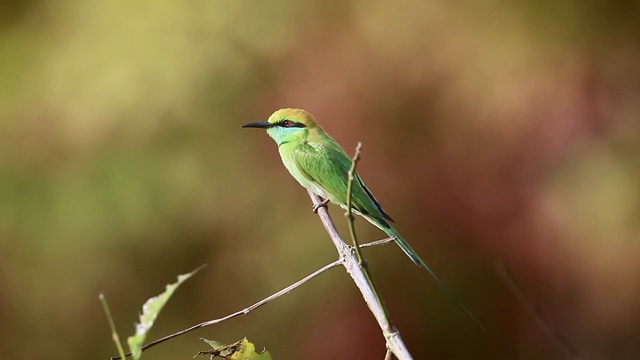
[345,142,365,263]
[344,142,394,342]
[111,260,342,360]
[100,294,127,360]
[309,189,412,359]
[110,237,396,359]
[304,142,414,359]
[360,237,395,248]
[309,162,415,360]
[385,349,396,360]
[497,260,580,359]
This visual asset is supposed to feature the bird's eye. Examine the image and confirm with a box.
[282,120,294,127]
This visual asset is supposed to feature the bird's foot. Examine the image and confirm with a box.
[312,198,330,213]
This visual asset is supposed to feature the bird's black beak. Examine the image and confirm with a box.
[241,121,272,129]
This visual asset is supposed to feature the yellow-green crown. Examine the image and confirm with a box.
[268,108,318,127]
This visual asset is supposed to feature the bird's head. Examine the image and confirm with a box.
[242,108,319,146]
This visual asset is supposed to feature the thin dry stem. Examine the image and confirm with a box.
[308,189,413,360]
[497,260,580,359]
[111,260,341,360]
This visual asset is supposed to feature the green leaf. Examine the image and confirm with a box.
[201,338,225,350]
[196,338,271,360]
[127,265,204,360]
[229,338,271,360]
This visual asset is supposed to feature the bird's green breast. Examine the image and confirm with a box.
[278,142,313,187]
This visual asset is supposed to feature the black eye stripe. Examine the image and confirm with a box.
[279,119,306,128]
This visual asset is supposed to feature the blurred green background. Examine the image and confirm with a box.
[1,1,639,359]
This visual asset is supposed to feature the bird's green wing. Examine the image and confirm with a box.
[292,140,393,226]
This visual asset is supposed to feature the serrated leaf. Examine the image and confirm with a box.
[128,266,204,360]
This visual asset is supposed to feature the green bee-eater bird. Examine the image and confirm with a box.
[243,109,423,264]
[243,108,482,328]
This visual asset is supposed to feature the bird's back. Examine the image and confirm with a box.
[282,131,393,227]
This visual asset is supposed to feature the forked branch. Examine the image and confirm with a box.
[307,141,413,359]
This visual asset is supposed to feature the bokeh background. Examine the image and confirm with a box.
[1,1,639,359]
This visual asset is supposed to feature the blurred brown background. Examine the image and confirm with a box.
[1,1,639,359]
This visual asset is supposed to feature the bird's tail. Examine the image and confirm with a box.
[383,225,426,267]
[380,224,486,332]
